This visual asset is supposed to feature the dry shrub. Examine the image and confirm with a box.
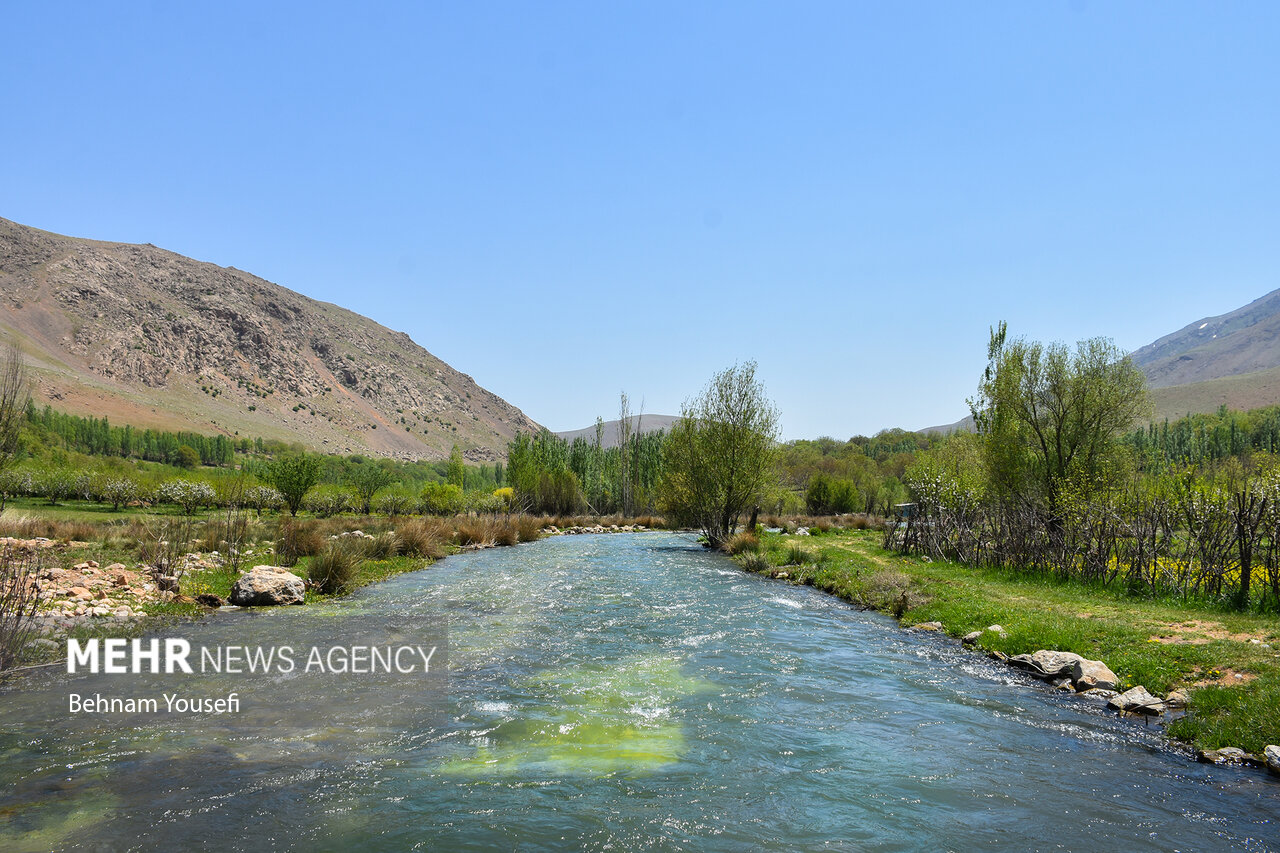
[0,516,100,543]
[397,519,450,560]
[515,515,543,543]
[275,520,325,567]
[633,514,666,529]
[725,531,760,555]
[493,520,519,547]
[363,531,401,561]
[0,545,42,670]
[455,518,494,547]
[310,544,362,595]
[859,569,915,613]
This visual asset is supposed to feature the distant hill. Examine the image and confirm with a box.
[554,415,681,449]
[0,216,541,460]
[1132,288,1280,390]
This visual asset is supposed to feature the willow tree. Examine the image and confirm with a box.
[969,322,1149,523]
[661,361,779,548]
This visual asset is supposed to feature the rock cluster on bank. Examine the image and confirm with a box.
[541,524,649,536]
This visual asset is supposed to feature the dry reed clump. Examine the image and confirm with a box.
[0,515,100,543]
[455,518,495,547]
[363,531,401,561]
[309,544,363,596]
[396,518,451,560]
[514,515,543,543]
[275,520,325,567]
[725,531,761,555]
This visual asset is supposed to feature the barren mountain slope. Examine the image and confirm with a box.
[0,217,540,460]
[1132,288,1280,390]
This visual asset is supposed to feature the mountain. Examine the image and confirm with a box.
[1132,288,1280,390]
[554,414,681,449]
[0,217,540,460]
[1131,287,1280,419]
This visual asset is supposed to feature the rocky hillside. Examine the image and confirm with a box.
[1133,288,1280,390]
[0,217,540,460]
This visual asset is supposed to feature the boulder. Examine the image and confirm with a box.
[1079,688,1120,701]
[195,593,225,608]
[985,624,1007,636]
[1265,745,1280,775]
[914,621,943,632]
[1071,658,1120,692]
[962,631,982,644]
[1107,686,1166,716]
[228,565,305,606]
[1165,689,1190,708]
[1009,650,1085,679]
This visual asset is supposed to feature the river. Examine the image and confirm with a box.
[2,532,1278,851]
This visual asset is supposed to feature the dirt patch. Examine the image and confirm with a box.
[1189,667,1258,688]
[1146,619,1268,645]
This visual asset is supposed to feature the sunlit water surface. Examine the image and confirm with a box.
[2,533,1278,851]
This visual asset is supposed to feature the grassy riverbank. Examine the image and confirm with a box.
[737,528,1280,755]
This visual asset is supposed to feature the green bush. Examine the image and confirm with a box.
[419,482,464,516]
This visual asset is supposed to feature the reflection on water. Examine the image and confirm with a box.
[2,533,1279,852]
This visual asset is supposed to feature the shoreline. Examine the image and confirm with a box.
[731,527,1280,779]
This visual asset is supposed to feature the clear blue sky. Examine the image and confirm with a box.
[3,2,1278,439]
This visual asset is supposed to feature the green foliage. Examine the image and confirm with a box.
[661,361,780,548]
[419,481,464,515]
[175,445,201,469]
[804,473,860,515]
[447,445,466,489]
[23,403,238,465]
[969,322,1149,516]
[347,462,396,515]
[373,488,416,517]
[303,485,352,517]
[266,453,322,516]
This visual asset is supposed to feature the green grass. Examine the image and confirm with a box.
[742,529,1280,754]
[1,496,216,523]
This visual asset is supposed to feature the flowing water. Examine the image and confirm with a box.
[2,533,1279,851]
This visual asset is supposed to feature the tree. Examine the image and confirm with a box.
[348,463,395,515]
[0,344,28,476]
[969,322,1149,523]
[447,445,465,489]
[661,361,780,548]
[175,445,201,469]
[267,453,323,516]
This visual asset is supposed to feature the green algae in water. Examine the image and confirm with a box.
[440,654,716,776]
[0,787,117,853]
